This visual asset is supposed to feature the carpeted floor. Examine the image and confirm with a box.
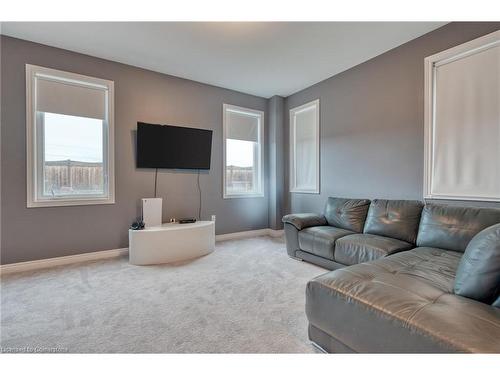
[1,236,326,353]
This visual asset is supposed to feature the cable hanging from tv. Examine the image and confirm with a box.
[154,168,158,198]
[151,168,203,220]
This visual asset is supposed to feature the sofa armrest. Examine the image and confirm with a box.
[282,213,327,231]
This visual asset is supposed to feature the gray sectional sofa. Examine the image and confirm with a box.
[283,198,500,353]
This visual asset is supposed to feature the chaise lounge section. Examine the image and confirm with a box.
[284,198,500,353]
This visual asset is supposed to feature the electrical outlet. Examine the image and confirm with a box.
[211,215,216,222]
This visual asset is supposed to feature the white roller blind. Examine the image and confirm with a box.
[295,107,317,190]
[431,44,500,199]
[222,103,264,198]
[26,64,115,207]
[225,110,259,142]
[290,99,319,193]
[36,77,107,120]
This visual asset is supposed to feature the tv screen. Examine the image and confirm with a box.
[136,122,213,169]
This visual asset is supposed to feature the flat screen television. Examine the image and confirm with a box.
[136,122,213,169]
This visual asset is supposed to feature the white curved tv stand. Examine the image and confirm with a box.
[128,221,215,265]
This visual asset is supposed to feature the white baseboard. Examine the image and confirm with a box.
[1,228,284,275]
[215,228,268,241]
[215,228,283,241]
[0,248,128,275]
[267,229,284,238]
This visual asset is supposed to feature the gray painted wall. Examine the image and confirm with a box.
[1,36,269,264]
[2,22,499,264]
[267,96,285,229]
[284,22,500,215]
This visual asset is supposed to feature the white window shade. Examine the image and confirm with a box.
[225,111,259,142]
[36,77,107,120]
[424,30,500,201]
[222,104,264,199]
[290,99,320,194]
[26,64,115,207]
[294,107,317,190]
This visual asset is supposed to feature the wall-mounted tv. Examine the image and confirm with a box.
[136,122,213,170]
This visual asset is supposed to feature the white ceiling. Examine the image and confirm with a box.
[1,22,446,98]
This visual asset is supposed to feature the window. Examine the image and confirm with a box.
[289,99,320,194]
[424,30,500,202]
[26,65,115,207]
[223,104,264,198]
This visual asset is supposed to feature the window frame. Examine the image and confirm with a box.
[423,30,500,202]
[289,99,320,194]
[222,103,264,199]
[26,64,115,208]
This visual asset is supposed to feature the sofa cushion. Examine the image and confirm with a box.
[334,233,413,266]
[306,247,500,353]
[454,223,500,304]
[282,213,327,230]
[298,226,354,260]
[363,199,423,243]
[324,197,370,232]
[416,204,500,252]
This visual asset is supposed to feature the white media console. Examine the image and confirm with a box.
[129,221,215,265]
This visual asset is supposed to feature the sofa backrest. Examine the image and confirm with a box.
[324,197,371,232]
[416,204,500,252]
[363,199,424,244]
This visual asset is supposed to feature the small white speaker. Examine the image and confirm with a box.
[142,198,162,228]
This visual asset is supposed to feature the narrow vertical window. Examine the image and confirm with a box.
[290,99,320,194]
[223,104,264,198]
[424,31,500,201]
[26,65,115,207]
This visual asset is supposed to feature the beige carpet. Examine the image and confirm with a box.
[1,236,326,353]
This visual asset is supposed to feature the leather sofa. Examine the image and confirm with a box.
[283,198,500,353]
